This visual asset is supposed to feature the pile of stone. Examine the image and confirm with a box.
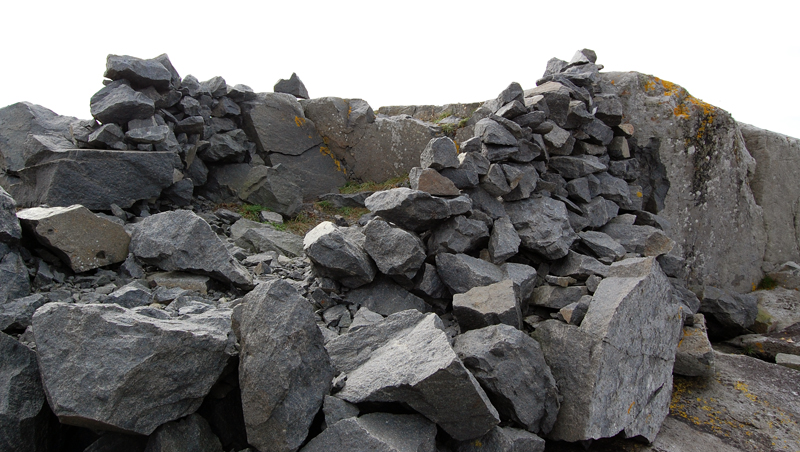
[0,49,790,452]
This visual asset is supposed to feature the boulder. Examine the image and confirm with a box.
[11,149,181,210]
[578,230,626,263]
[0,294,47,333]
[455,426,545,452]
[550,250,610,279]
[232,280,333,452]
[144,414,222,452]
[32,302,234,435]
[241,93,323,158]
[363,218,426,280]
[548,155,607,179]
[488,216,520,264]
[17,205,130,273]
[364,188,452,232]
[0,333,49,452]
[0,187,21,243]
[532,257,682,442]
[90,80,155,125]
[237,164,303,217]
[303,222,377,288]
[752,287,800,334]
[409,167,461,196]
[234,226,304,258]
[346,276,429,316]
[504,197,577,260]
[105,281,153,309]
[453,325,559,434]
[104,54,173,90]
[274,72,309,99]
[326,310,500,440]
[698,285,757,340]
[301,413,436,452]
[322,395,359,428]
[452,280,521,332]
[427,215,489,256]
[420,136,459,170]
[198,129,249,163]
[600,222,675,257]
[0,102,87,172]
[531,285,588,310]
[0,245,30,304]
[269,145,348,202]
[129,210,253,289]
[674,314,715,377]
[435,253,505,295]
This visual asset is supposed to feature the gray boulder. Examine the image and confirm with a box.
[87,123,126,150]
[427,215,489,256]
[0,333,49,452]
[17,205,130,273]
[548,155,607,179]
[409,167,461,196]
[452,280,521,332]
[364,188,452,232]
[0,294,47,333]
[346,276,429,316]
[270,145,348,202]
[129,210,253,289]
[698,286,758,340]
[232,279,333,452]
[435,253,505,295]
[242,93,323,158]
[579,196,619,229]
[413,263,449,299]
[363,218,426,280]
[105,281,153,309]
[198,129,249,163]
[0,187,21,242]
[327,310,499,440]
[455,426,545,452]
[578,230,626,263]
[301,413,436,452]
[0,245,30,305]
[144,414,222,452]
[104,54,173,90]
[420,136,459,170]
[90,80,155,125]
[32,302,234,435]
[454,325,559,434]
[549,250,609,279]
[532,257,682,442]
[504,196,577,260]
[235,226,304,258]
[488,216,520,264]
[600,222,675,257]
[322,395,359,428]
[531,285,588,310]
[237,164,303,217]
[11,149,180,210]
[274,72,309,99]
[674,313,715,377]
[304,222,377,288]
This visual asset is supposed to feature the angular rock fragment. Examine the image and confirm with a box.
[322,395,359,428]
[32,302,234,435]
[420,136,459,170]
[578,230,626,263]
[301,413,436,452]
[90,80,155,125]
[235,226,304,258]
[488,216,520,264]
[145,413,223,452]
[0,246,30,305]
[17,205,130,273]
[475,118,516,146]
[238,164,303,217]
[532,285,588,310]
[436,253,505,294]
[365,188,452,232]
[674,313,715,377]
[504,197,577,260]
[427,215,489,256]
[0,294,47,333]
[242,93,323,157]
[232,279,333,452]
[413,263,449,299]
[104,54,173,90]
[274,72,309,99]
[453,280,521,332]
[0,332,49,452]
[698,286,758,340]
[456,426,545,452]
[363,218,426,280]
[129,210,253,289]
[304,221,376,288]
[105,281,153,309]
[601,222,675,256]
[0,187,21,243]
[454,325,560,434]
[409,167,461,196]
[532,257,682,442]
[347,276,429,316]
[326,310,500,440]
[548,155,607,179]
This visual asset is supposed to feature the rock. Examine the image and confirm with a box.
[436,253,505,295]
[326,310,500,440]
[453,280,521,332]
[532,257,682,442]
[147,272,211,295]
[427,215,489,256]
[319,192,372,209]
[548,155,607,179]
[501,163,538,201]
[232,279,333,452]
[129,210,253,289]
[301,413,436,452]
[303,222,376,288]
[105,281,153,309]
[0,294,47,333]
[453,324,559,434]
[198,129,249,163]
[235,226,304,258]
[726,324,800,360]
[32,302,234,435]
[90,80,155,125]
[578,230,626,263]
[363,218,426,280]
[409,167,461,196]
[580,118,615,146]
[0,102,88,172]
[525,82,571,127]
[480,164,512,197]
[88,123,126,150]
[17,205,130,273]
[269,145,348,201]
[579,197,619,228]
[322,395,359,428]
[144,413,222,452]
[531,285,588,310]
[364,188,452,232]
[274,73,309,99]
[501,262,538,303]
[674,313,715,377]
[550,251,610,279]
[0,332,49,452]
[413,263,449,299]
[83,433,148,452]
[775,353,800,371]
[496,100,527,119]
[104,54,173,90]
[237,164,303,217]
[0,187,21,243]
[488,216,520,264]
[420,137,459,170]
[504,197,577,260]
[752,287,800,333]
[698,286,757,340]
[475,118,516,146]
[455,426,545,452]
[600,222,675,257]
[347,276,429,316]
[241,93,323,158]
[11,149,181,210]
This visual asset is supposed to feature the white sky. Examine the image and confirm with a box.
[3,1,798,138]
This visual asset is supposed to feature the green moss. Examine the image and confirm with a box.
[757,275,778,290]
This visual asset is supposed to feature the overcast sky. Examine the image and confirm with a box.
[3,1,798,138]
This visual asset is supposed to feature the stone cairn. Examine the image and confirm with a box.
[0,50,767,452]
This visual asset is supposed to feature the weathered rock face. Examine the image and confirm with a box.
[740,123,800,272]
[326,310,500,440]
[129,210,253,289]
[232,280,333,452]
[603,72,765,292]
[504,196,576,260]
[303,221,377,288]
[32,302,234,435]
[237,164,303,217]
[144,413,223,452]
[241,92,323,159]
[0,333,50,452]
[10,149,181,210]
[0,244,30,305]
[533,257,682,442]
[363,218,426,281]
[452,280,522,332]
[698,285,757,340]
[300,413,437,452]
[0,187,21,243]
[364,188,453,232]
[17,205,130,273]
[673,313,715,377]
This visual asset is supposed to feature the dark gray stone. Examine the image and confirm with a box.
[160,179,193,207]
[144,413,222,452]
[455,426,545,452]
[0,332,49,452]
[698,286,758,340]
[566,177,592,203]
[301,413,436,452]
[427,215,489,256]
[104,54,173,90]
[593,94,623,127]
[465,187,506,220]
[454,325,559,434]
[241,93,323,158]
[326,310,500,440]
[238,164,303,217]
[232,279,333,452]
[420,137,459,170]
[578,230,626,262]
[413,263,449,299]
[504,197,577,260]
[501,163,538,201]
[235,226,304,258]
[481,143,519,162]
[524,82,571,126]
[274,73,309,99]
[409,167,461,196]
[364,188,452,232]
[211,97,241,117]
[303,222,377,288]
[496,100,527,119]
[363,218,426,280]
[0,187,20,243]
[90,80,155,125]
[452,280,521,332]
[475,118,516,146]
[579,196,619,228]
[581,118,615,145]
[198,129,249,163]
[88,124,126,150]
[488,216,520,264]
[531,285,588,309]
[435,253,505,295]
[200,76,228,98]
[501,262,538,303]
[480,164,512,197]
[600,222,675,257]
[105,281,153,309]
[32,302,234,435]
[0,294,47,333]
[270,145,349,202]
[564,100,594,129]
[550,250,609,279]
[347,276,429,316]
[548,155,607,179]
[129,210,253,289]
[322,395,359,429]
[83,433,148,452]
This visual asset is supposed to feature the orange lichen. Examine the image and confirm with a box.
[628,401,636,414]
[294,116,306,127]
[319,145,346,174]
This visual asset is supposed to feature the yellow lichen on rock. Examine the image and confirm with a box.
[319,145,346,174]
[294,116,306,127]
